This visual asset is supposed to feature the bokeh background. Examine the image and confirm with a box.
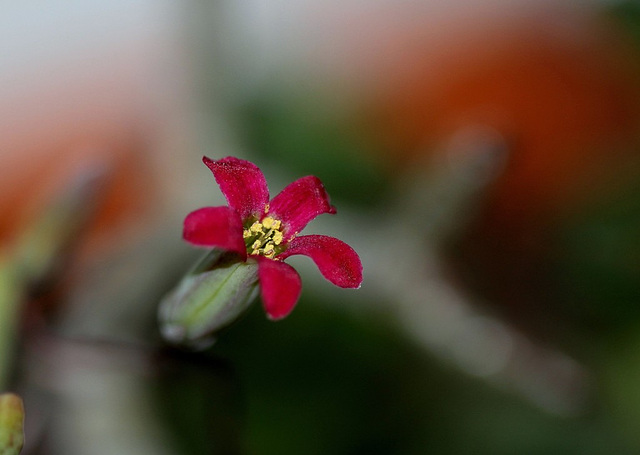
[3,1,640,453]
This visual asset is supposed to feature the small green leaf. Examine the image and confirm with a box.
[159,251,259,347]
[0,393,24,455]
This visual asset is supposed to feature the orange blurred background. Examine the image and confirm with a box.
[0,2,191,254]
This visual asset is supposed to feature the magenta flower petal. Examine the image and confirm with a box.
[183,206,246,259]
[267,176,336,239]
[203,156,270,220]
[257,257,302,320]
[278,235,362,288]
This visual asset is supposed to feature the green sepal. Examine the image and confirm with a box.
[158,250,259,347]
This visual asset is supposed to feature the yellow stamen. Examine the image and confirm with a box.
[262,216,275,229]
[244,215,285,258]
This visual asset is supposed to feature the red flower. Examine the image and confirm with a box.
[183,156,363,320]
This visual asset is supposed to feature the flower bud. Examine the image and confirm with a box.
[0,393,24,455]
[158,250,259,347]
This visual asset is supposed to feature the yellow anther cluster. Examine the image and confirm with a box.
[243,216,285,259]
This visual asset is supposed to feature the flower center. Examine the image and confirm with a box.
[243,216,285,259]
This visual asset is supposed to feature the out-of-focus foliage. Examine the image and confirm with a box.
[238,90,391,207]
[554,182,640,330]
[208,299,636,455]
[608,1,640,51]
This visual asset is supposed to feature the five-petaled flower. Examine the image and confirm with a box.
[183,156,363,320]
